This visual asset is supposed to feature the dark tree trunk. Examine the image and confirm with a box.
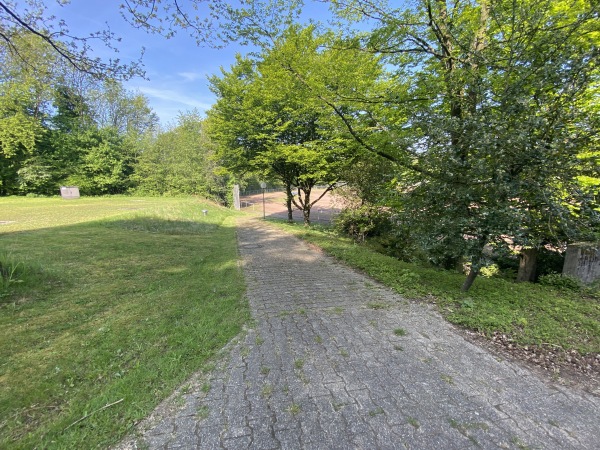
[284,183,294,223]
[461,265,480,292]
[302,187,312,226]
[461,236,488,292]
[302,209,311,226]
[516,248,538,283]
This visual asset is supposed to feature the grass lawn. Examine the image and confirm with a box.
[0,197,249,448]
[272,221,600,355]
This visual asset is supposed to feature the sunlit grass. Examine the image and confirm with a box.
[0,197,249,448]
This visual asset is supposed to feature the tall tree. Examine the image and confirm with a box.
[208,26,380,224]
[134,111,229,201]
[303,0,600,290]
[1,31,157,196]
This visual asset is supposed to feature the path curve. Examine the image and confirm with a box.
[121,219,600,449]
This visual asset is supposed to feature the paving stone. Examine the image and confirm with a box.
[115,218,600,450]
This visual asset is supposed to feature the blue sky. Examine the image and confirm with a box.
[51,1,251,126]
[52,0,334,127]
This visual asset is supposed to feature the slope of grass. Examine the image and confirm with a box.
[272,221,600,355]
[0,197,249,448]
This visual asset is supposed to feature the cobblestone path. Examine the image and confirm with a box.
[122,219,600,449]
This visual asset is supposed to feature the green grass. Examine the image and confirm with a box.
[0,197,249,448]
[270,221,600,355]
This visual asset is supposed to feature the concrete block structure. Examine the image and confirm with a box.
[562,242,600,284]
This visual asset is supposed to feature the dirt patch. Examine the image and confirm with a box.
[459,328,600,396]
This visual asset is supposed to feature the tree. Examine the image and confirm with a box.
[0,30,157,196]
[208,26,380,224]
[0,32,54,194]
[91,80,158,137]
[133,111,229,201]
[64,127,131,195]
[295,0,600,290]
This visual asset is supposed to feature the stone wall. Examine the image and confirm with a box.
[562,242,600,284]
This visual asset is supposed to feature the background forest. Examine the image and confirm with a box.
[0,33,228,201]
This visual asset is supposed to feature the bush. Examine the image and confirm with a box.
[538,273,581,291]
[334,205,393,241]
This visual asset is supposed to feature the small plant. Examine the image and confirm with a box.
[334,204,393,242]
[511,436,531,450]
[369,407,385,417]
[393,345,403,351]
[366,302,389,310]
[398,270,420,285]
[393,328,407,336]
[197,405,209,420]
[339,349,349,357]
[460,299,475,309]
[261,384,273,398]
[332,402,348,412]
[0,255,28,300]
[448,418,490,436]
[440,374,454,385]
[314,335,323,344]
[407,416,420,429]
[287,403,301,415]
[480,264,500,278]
[255,335,264,346]
[174,394,186,407]
[201,382,211,393]
[260,366,271,375]
[294,359,304,370]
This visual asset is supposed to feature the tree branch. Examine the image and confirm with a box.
[0,1,90,74]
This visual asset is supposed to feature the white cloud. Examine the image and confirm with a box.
[127,85,214,125]
[136,86,213,110]
[178,71,204,82]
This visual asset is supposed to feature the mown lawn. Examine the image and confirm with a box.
[0,197,249,448]
[273,221,600,355]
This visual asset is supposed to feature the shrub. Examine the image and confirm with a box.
[538,273,581,291]
[334,205,393,241]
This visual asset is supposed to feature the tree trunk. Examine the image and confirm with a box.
[284,183,294,223]
[516,248,538,283]
[461,265,480,292]
[461,237,488,292]
[302,187,312,226]
[302,209,311,226]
